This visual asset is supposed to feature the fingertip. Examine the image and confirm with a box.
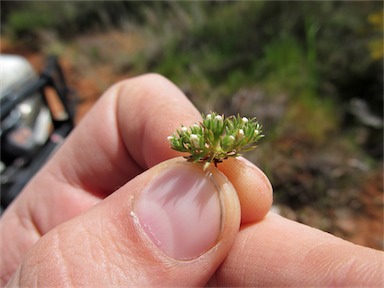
[218,157,273,224]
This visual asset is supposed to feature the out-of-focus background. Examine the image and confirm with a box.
[1,1,383,250]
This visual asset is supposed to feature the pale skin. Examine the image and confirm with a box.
[0,74,383,286]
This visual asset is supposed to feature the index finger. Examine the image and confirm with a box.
[48,73,201,196]
[29,73,273,226]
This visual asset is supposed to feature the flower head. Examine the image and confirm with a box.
[168,112,264,169]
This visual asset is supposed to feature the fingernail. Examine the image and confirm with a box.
[135,162,222,260]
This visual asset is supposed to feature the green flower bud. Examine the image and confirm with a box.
[168,112,263,169]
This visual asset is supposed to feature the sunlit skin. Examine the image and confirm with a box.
[0,74,382,287]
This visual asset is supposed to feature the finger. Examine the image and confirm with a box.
[6,159,241,287]
[218,157,273,223]
[116,76,202,168]
[211,212,384,286]
[1,74,273,284]
[46,73,201,196]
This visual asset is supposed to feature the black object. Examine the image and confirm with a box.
[1,56,76,211]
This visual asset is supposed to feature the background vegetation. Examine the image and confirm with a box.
[1,1,383,250]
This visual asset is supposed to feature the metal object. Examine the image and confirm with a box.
[1,55,76,211]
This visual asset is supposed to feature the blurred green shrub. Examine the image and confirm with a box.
[3,1,382,239]
[2,1,151,39]
[3,0,380,157]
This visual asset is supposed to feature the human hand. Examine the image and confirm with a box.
[1,74,382,287]
[0,74,272,286]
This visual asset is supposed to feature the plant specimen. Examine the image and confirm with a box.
[168,112,263,170]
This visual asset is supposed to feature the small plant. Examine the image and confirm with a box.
[168,112,264,169]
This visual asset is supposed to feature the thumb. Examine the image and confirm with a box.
[7,158,240,286]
